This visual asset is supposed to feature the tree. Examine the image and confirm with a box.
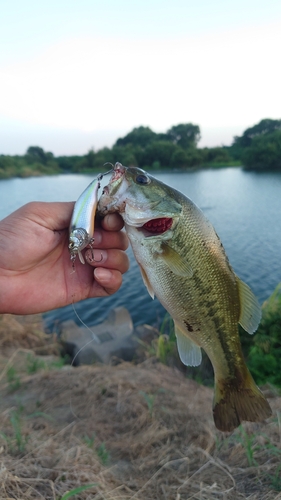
[142,140,178,168]
[242,130,281,170]
[115,126,157,148]
[93,147,115,169]
[0,156,17,178]
[56,156,82,172]
[233,119,281,148]
[202,147,232,164]
[25,146,54,165]
[167,123,201,149]
[111,145,138,167]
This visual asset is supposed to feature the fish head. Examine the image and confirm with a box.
[98,163,182,233]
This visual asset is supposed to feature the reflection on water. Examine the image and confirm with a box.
[1,168,281,329]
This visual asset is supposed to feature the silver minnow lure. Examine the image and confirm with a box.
[69,174,102,264]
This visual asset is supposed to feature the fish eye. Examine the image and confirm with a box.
[135,174,150,185]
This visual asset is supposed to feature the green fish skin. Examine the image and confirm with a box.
[98,163,272,432]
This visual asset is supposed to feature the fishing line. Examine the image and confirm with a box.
[67,166,113,418]
[68,300,101,420]
[71,301,101,345]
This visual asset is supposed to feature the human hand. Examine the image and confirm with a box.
[0,202,129,314]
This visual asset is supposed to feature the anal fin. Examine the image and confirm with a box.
[174,322,202,366]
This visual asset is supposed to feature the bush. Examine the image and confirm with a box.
[241,283,281,386]
[242,130,281,170]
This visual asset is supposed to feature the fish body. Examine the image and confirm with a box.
[69,177,101,264]
[98,163,272,431]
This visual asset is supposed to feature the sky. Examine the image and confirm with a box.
[1,0,281,156]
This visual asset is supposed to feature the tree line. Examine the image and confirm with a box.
[1,119,281,179]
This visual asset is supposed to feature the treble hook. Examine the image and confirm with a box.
[87,248,104,263]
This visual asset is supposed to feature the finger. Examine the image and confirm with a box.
[101,213,124,232]
[85,248,130,274]
[92,268,123,296]
[92,229,129,251]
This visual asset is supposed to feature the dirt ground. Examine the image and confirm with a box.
[0,314,281,500]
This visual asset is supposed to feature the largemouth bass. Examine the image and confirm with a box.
[98,163,272,431]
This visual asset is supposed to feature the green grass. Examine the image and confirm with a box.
[83,433,110,465]
[96,442,110,465]
[0,407,28,454]
[58,484,97,499]
[26,353,47,374]
[6,366,21,392]
[139,390,155,417]
[236,426,258,467]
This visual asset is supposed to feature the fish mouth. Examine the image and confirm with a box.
[111,162,125,182]
[100,164,174,236]
[140,217,173,235]
[102,162,126,197]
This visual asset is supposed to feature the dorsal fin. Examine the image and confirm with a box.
[237,276,261,334]
[174,322,202,366]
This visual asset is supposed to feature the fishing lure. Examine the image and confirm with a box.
[69,173,103,265]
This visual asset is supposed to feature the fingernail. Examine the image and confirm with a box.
[93,230,102,244]
[94,267,112,282]
[105,213,118,229]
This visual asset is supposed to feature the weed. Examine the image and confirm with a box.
[50,355,70,369]
[269,464,281,491]
[159,313,174,336]
[135,337,157,357]
[97,442,110,465]
[235,426,258,466]
[26,353,46,374]
[135,313,177,364]
[6,366,21,392]
[83,434,109,464]
[83,433,96,448]
[27,411,54,422]
[58,484,97,500]
[157,314,177,364]
[0,408,28,454]
[139,390,155,417]
[240,282,281,387]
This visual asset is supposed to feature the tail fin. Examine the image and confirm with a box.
[213,370,272,432]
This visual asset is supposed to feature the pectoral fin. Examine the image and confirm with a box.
[139,264,155,299]
[160,242,193,278]
[237,277,262,334]
[174,322,202,366]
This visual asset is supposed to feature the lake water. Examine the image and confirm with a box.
[1,168,281,331]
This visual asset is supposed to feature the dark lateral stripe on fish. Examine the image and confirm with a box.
[142,218,173,234]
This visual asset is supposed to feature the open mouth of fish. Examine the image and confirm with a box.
[103,162,173,236]
[141,217,173,234]
[110,162,124,183]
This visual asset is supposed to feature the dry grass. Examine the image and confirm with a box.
[0,314,281,499]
